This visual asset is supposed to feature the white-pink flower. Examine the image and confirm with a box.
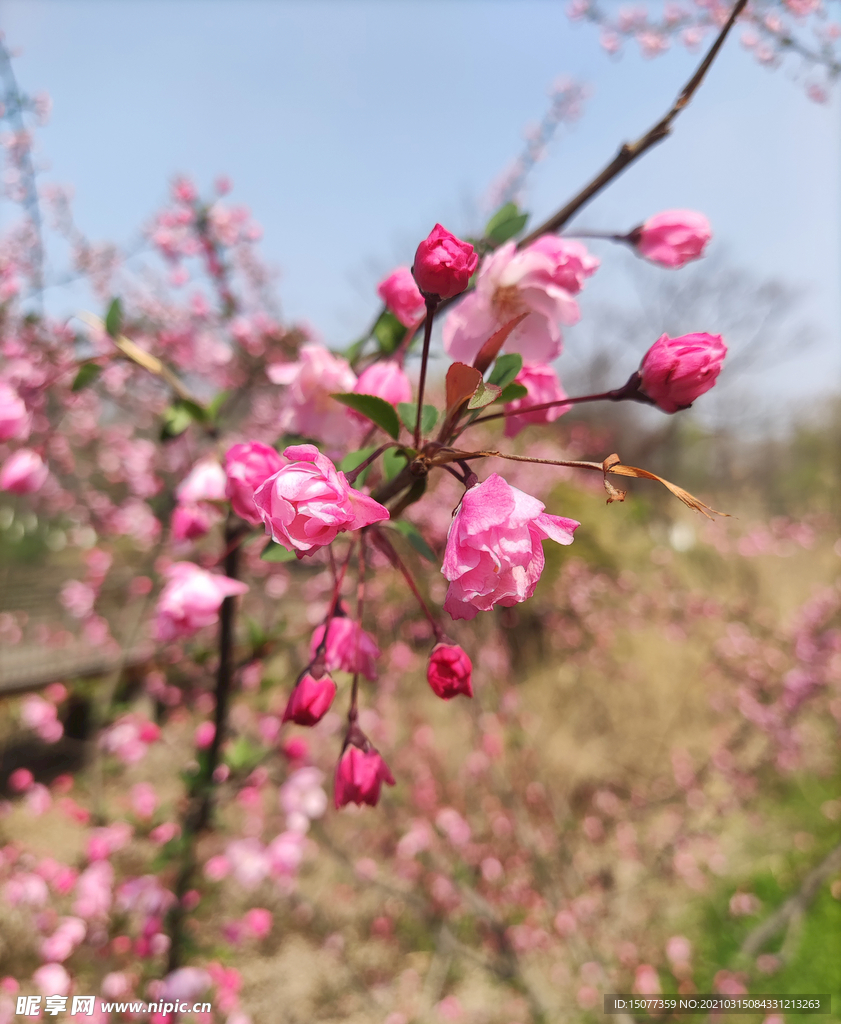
[268,343,358,448]
[0,449,48,494]
[443,237,598,365]
[441,473,579,620]
[175,458,227,503]
[352,361,412,412]
[254,444,388,555]
[32,963,71,997]
[0,381,30,441]
[503,363,569,438]
[153,562,248,642]
[73,861,114,919]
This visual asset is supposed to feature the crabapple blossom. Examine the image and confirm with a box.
[334,745,395,809]
[224,442,285,525]
[309,615,380,680]
[427,643,474,700]
[153,562,249,641]
[254,444,388,555]
[32,963,71,997]
[443,238,593,365]
[352,361,413,411]
[176,458,227,503]
[377,266,425,327]
[503,363,569,438]
[639,332,727,412]
[279,767,328,832]
[412,224,478,299]
[282,673,337,726]
[0,380,30,440]
[0,448,48,493]
[171,502,221,541]
[267,343,357,448]
[442,473,579,621]
[633,209,712,268]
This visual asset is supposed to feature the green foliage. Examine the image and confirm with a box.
[71,362,101,392]
[397,403,438,436]
[373,310,407,354]
[382,446,408,482]
[484,202,529,245]
[261,540,298,562]
[497,382,528,403]
[339,446,380,486]
[160,399,208,440]
[388,519,436,562]
[488,353,522,390]
[332,393,400,439]
[104,297,123,338]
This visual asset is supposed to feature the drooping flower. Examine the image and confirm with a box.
[0,449,48,494]
[153,562,248,642]
[267,344,357,448]
[352,361,413,412]
[503,363,569,438]
[633,209,712,268]
[442,473,579,621]
[282,674,337,726]
[638,332,727,412]
[254,444,388,555]
[412,224,478,299]
[443,237,597,365]
[224,442,285,525]
[377,267,425,327]
[0,380,30,441]
[427,643,473,700]
[309,615,380,681]
[334,745,395,809]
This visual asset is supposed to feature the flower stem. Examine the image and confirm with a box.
[414,296,440,448]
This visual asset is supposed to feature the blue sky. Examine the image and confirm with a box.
[2,0,839,411]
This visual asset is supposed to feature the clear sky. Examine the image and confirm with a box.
[2,0,839,412]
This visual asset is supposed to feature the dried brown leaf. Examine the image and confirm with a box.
[607,463,729,519]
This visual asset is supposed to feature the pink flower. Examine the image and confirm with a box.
[171,502,221,541]
[441,473,579,621]
[225,442,285,525]
[130,783,158,820]
[225,838,270,889]
[412,224,478,299]
[443,238,595,365]
[194,721,216,749]
[279,767,328,831]
[377,267,425,327]
[352,361,412,412]
[40,917,86,963]
[334,745,395,809]
[427,644,473,700]
[176,458,227,503]
[503,363,569,438]
[0,449,48,494]
[0,381,30,441]
[254,444,388,555]
[9,768,33,793]
[310,616,380,680]
[267,344,357,448]
[639,332,727,412]
[73,861,114,919]
[282,674,337,726]
[634,210,712,268]
[153,562,248,642]
[243,908,272,940]
[59,580,96,619]
[32,963,70,997]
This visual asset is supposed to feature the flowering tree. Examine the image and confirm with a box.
[0,3,839,1021]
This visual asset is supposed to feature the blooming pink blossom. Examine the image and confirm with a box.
[20,695,63,743]
[0,449,48,494]
[40,917,86,962]
[441,473,579,620]
[267,830,305,876]
[412,224,478,299]
[634,210,712,268]
[171,502,221,541]
[377,267,425,327]
[153,562,248,642]
[334,745,395,809]
[225,838,270,889]
[130,782,158,820]
[32,963,71,997]
[59,580,96,619]
[310,615,380,680]
[427,643,473,700]
[0,381,30,441]
[243,908,273,939]
[267,344,357,448]
[194,721,216,749]
[279,767,328,832]
[225,442,285,525]
[443,238,595,365]
[282,673,337,726]
[254,444,388,555]
[175,458,227,503]
[639,332,727,412]
[352,361,413,412]
[73,861,114,919]
[8,768,33,793]
[503,363,569,438]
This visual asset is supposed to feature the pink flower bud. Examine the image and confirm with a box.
[310,616,380,680]
[412,224,478,299]
[427,644,473,700]
[224,442,285,525]
[254,444,388,555]
[639,332,727,412]
[282,674,337,726]
[0,449,48,494]
[377,267,425,327]
[352,361,413,412]
[0,381,30,441]
[634,209,711,268]
[334,745,395,809]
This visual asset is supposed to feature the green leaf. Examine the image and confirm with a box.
[71,362,101,392]
[383,447,408,481]
[344,337,368,365]
[397,403,438,436]
[484,203,529,245]
[339,446,379,486]
[225,735,266,773]
[160,403,193,440]
[468,381,502,410]
[207,391,229,422]
[104,297,123,339]
[488,353,523,390]
[389,520,436,562]
[261,540,298,562]
[498,382,529,403]
[332,393,400,439]
[178,398,209,424]
[373,310,407,355]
